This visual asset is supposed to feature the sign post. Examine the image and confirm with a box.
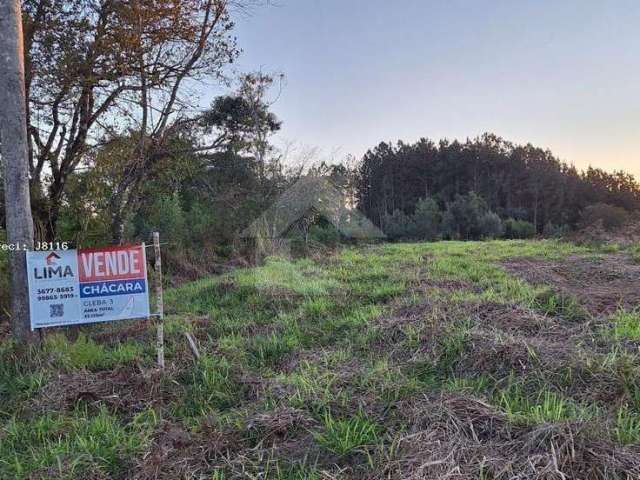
[26,239,166,369]
[26,245,150,329]
[152,232,165,369]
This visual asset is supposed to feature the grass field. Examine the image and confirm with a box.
[2,240,640,479]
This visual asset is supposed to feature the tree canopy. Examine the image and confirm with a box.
[355,133,640,234]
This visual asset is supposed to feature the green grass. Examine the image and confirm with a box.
[312,411,383,456]
[533,288,588,321]
[249,329,302,368]
[0,343,48,417]
[0,407,157,479]
[609,309,640,340]
[178,355,244,417]
[3,239,640,477]
[495,382,595,424]
[444,375,493,395]
[438,321,472,373]
[235,257,340,297]
[42,333,146,371]
[625,243,640,263]
[615,406,640,444]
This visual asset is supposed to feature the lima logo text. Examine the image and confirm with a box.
[33,252,74,280]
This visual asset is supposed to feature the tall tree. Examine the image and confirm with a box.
[23,0,242,241]
[0,0,37,343]
[355,133,640,232]
[105,71,282,241]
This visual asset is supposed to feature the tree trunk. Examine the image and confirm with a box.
[110,197,126,245]
[0,0,37,343]
[45,176,65,241]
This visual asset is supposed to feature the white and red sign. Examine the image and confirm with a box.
[26,245,150,329]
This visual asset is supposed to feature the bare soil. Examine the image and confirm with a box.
[503,253,640,317]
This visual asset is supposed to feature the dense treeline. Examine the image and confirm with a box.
[355,133,640,239]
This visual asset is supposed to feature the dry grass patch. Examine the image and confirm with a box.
[504,253,640,318]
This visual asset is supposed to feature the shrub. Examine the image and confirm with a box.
[580,203,630,231]
[442,192,501,240]
[505,219,537,239]
[308,221,342,247]
[543,222,569,238]
[132,193,185,245]
[412,197,441,240]
[383,209,416,240]
[182,198,219,246]
[479,212,504,239]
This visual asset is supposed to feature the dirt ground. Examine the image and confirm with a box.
[503,253,640,317]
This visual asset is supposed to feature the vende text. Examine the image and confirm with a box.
[79,246,145,282]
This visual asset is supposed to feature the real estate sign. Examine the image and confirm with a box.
[26,245,150,329]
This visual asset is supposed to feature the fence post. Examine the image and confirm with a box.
[153,232,165,369]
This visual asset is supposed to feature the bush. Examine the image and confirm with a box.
[505,219,537,239]
[182,198,219,246]
[383,209,416,240]
[479,212,505,239]
[543,222,569,238]
[133,193,186,243]
[412,197,441,240]
[580,203,630,231]
[308,221,342,247]
[442,192,499,240]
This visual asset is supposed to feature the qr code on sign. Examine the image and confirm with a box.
[50,304,64,318]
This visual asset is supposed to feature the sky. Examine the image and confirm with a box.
[223,0,640,177]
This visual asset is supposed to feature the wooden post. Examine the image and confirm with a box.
[184,332,201,360]
[153,232,165,369]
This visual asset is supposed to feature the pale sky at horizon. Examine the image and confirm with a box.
[222,0,640,178]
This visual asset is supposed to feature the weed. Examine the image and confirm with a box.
[533,289,587,321]
[437,322,471,373]
[282,361,346,413]
[445,375,493,394]
[361,358,424,403]
[609,308,640,340]
[44,333,144,371]
[312,411,382,456]
[179,355,244,417]
[495,382,594,424]
[249,329,301,368]
[0,406,150,479]
[614,406,640,444]
[403,324,420,350]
